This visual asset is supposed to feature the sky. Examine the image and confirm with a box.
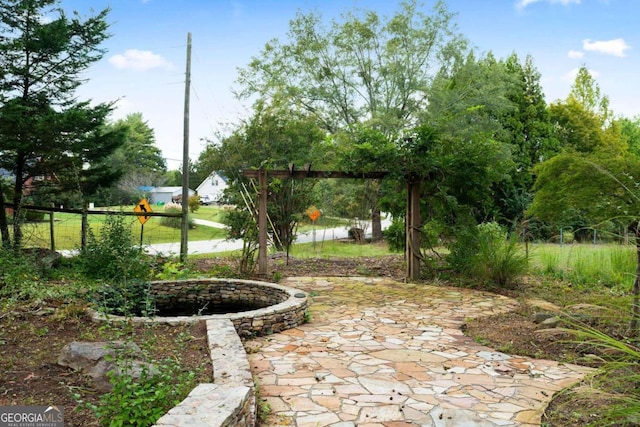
[58,0,640,170]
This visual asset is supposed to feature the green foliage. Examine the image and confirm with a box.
[447,221,528,288]
[383,219,405,252]
[85,350,198,427]
[78,214,151,283]
[236,0,465,135]
[530,153,640,233]
[562,320,640,427]
[160,202,194,229]
[188,195,200,213]
[531,244,635,291]
[154,261,193,281]
[0,247,41,307]
[223,208,259,275]
[0,1,123,248]
[92,280,154,317]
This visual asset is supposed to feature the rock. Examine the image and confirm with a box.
[531,312,555,324]
[22,248,62,272]
[540,316,561,328]
[525,298,562,313]
[58,341,157,391]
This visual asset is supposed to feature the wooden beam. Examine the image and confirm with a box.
[243,169,388,180]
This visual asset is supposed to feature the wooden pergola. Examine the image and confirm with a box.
[242,167,422,281]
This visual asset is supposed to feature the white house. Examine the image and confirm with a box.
[149,186,195,205]
[195,172,228,204]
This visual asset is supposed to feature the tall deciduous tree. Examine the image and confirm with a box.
[202,105,328,257]
[236,0,466,135]
[0,0,122,249]
[236,0,467,239]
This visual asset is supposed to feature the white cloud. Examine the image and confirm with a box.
[568,49,584,59]
[582,38,631,57]
[109,49,172,71]
[563,67,600,82]
[516,0,581,9]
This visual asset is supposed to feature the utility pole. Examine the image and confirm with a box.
[180,32,192,261]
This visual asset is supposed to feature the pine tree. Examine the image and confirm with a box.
[0,0,124,249]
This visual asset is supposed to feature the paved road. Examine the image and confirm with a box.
[146,218,391,256]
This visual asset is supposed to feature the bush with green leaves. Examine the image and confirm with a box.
[78,214,151,282]
[0,247,42,309]
[447,221,528,288]
[77,214,154,315]
[92,279,155,317]
[77,345,198,427]
[160,202,194,229]
[383,219,405,252]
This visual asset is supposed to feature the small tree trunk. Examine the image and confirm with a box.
[371,208,382,242]
[628,221,640,335]
[0,183,10,248]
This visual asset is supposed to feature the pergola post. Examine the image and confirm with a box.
[257,168,268,276]
[406,179,421,281]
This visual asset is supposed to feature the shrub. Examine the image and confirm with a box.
[447,221,528,288]
[92,279,154,317]
[161,202,182,228]
[80,346,198,427]
[161,202,194,229]
[383,219,405,252]
[188,195,200,213]
[78,214,151,283]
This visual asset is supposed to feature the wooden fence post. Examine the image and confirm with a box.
[81,203,88,250]
[49,202,55,251]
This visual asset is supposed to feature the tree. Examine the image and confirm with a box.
[569,65,612,126]
[201,105,328,258]
[236,0,465,135]
[495,54,556,227]
[236,0,467,238]
[418,52,517,226]
[542,68,627,240]
[529,152,640,334]
[0,0,122,249]
[619,116,640,157]
[101,113,167,204]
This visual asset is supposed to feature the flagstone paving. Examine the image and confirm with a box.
[247,277,592,427]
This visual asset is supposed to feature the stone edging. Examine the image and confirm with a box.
[152,318,256,427]
[89,279,310,427]
[88,278,309,337]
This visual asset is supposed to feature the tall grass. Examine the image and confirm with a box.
[531,243,636,291]
[563,319,640,426]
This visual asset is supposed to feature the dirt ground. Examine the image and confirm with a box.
[0,254,626,426]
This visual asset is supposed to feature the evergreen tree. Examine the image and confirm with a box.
[0,0,122,248]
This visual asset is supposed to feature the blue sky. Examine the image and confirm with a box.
[60,0,639,169]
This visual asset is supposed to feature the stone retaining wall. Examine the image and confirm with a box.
[91,278,309,337]
[151,278,288,310]
[126,279,309,427]
[153,318,256,427]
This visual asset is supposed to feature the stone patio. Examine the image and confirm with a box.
[247,277,592,427]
